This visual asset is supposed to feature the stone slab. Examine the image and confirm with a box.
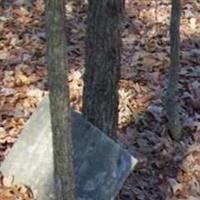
[1,96,137,200]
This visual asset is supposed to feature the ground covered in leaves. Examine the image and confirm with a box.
[0,0,200,199]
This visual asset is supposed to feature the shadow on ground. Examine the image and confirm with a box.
[116,32,200,199]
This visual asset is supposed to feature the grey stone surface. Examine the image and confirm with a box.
[1,96,137,200]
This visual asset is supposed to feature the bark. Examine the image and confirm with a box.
[45,1,76,199]
[165,0,182,140]
[83,0,122,139]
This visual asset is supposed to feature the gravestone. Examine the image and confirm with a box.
[1,96,137,200]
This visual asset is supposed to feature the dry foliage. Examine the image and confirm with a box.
[0,0,200,199]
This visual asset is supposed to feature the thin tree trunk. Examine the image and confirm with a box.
[165,0,181,140]
[83,0,122,139]
[45,1,76,199]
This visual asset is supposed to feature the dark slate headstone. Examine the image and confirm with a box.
[1,96,137,200]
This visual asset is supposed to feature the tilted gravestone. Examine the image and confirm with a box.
[1,96,137,200]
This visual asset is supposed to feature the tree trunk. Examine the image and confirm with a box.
[165,0,181,140]
[45,1,76,199]
[83,0,122,139]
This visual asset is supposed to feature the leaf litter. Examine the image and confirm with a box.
[0,0,200,199]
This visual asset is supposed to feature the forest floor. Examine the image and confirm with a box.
[0,0,200,199]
